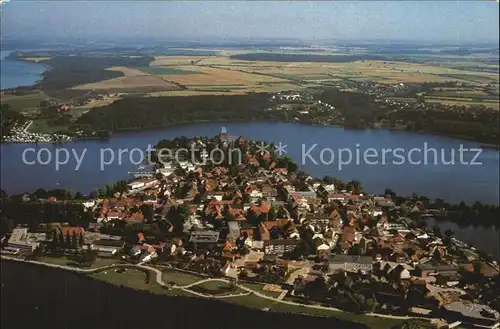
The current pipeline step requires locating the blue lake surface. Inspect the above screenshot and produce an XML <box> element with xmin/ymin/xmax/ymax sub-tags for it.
<box><xmin>1</xmin><ymin>122</ymin><xmax>498</xmax><ymax>205</ymax></box>
<box><xmin>1</xmin><ymin>50</ymin><xmax>47</xmax><ymax>90</ymax></box>
<box><xmin>1</xmin><ymin>56</ymin><xmax>498</xmax><ymax>259</ymax></box>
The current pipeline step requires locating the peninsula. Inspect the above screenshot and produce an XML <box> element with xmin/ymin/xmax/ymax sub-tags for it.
<box><xmin>2</xmin><ymin>131</ymin><xmax>499</xmax><ymax>329</ymax></box>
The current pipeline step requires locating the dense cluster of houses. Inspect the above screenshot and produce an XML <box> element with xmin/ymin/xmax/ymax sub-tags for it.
<box><xmin>2</xmin><ymin>130</ymin><xmax>499</xmax><ymax>328</ymax></box>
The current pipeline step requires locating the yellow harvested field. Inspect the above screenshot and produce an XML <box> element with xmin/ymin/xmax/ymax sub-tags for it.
<box><xmin>206</xmin><ymin>59</ymin><xmax>498</xmax><ymax>85</ymax></box>
<box><xmin>148</xmin><ymin>90</ymin><xmax>246</xmax><ymax>97</ymax></box>
<box><xmin>22</xmin><ymin>57</ymin><xmax>51</xmax><ymax>62</ymax></box>
<box><xmin>426</xmin><ymin>98</ymin><xmax>499</xmax><ymax>110</ymax></box>
<box><xmin>151</xmin><ymin>56</ymin><xmax>207</xmax><ymax>66</ymax></box>
<box><xmin>147</xmin><ymin>83</ymin><xmax>300</xmax><ymax>97</ymax></box>
<box><xmin>80</xmin><ymin>97</ymin><xmax>121</xmax><ymax>108</ymax></box>
<box><xmin>72</xmin><ymin>75</ymin><xmax>178</xmax><ymax>91</ymax></box>
<box><xmin>69</xmin><ymin>54</ymin><xmax>499</xmax><ymax>98</ymax></box>
<box><xmin>159</xmin><ymin>65</ymin><xmax>289</xmax><ymax>86</ymax></box>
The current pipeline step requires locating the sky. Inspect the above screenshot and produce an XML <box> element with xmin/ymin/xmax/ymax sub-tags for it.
<box><xmin>1</xmin><ymin>1</ymin><xmax>499</xmax><ymax>43</ymax></box>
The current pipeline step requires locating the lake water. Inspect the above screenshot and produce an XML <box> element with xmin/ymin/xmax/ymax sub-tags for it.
<box><xmin>0</xmin><ymin>50</ymin><xmax>47</xmax><ymax>90</ymax></box>
<box><xmin>1</xmin><ymin>62</ymin><xmax>498</xmax><ymax>259</ymax></box>
<box><xmin>1</xmin><ymin>122</ymin><xmax>498</xmax><ymax>205</ymax></box>
<box><xmin>425</xmin><ymin>217</ymin><xmax>500</xmax><ymax>260</ymax></box>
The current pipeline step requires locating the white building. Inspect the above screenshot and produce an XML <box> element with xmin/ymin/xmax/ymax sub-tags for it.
<box><xmin>7</xmin><ymin>228</ymin><xmax>39</xmax><ymax>252</ymax></box>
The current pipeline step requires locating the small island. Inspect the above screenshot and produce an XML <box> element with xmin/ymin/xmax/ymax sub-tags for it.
<box><xmin>1</xmin><ymin>131</ymin><xmax>499</xmax><ymax>329</ymax></box>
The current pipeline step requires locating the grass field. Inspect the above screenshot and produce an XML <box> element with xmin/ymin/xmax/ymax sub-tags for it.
<box><xmin>189</xmin><ymin>280</ymin><xmax>245</xmax><ymax>295</ymax></box>
<box><xmin>72</xmin><ymin>75</ymin><xmax>180</xmax><ymax>91</ymax></box>
<box><xmin>162</xmin><ymin>268</ymin><xmax>206</xmax><ymax>286</ymax></box>
<box><xmin>228</xmin><ymin>293</ymin><xmax>402</xmax><ymax>329</ymax></box>
<box><xmin>425</xmin><ymin>97</ymin><xmax>499</xmax><ymax>110</ymax></box>
<box><xmin>78</xmin><ymin>97</ymin><xmax>121</xmax><ymax>109</ymax></box>
<box><xmin>240</xmin><ymin>282</ymin><xmax>282</xmax><ymax>298</ymax></box>
<box><xmin>157</xmin><ymin>64</ymin><xmax>289</xmax><ymax>86</ymax></box>
<box><xmin>89</xmin><ymin>266</ymin><xmax>402</xmax><ymax>329</ymax></box>
<box><xmin>56</xmin><ymin>50</ymin><xmax>500</xmax><ymax>111</ymax></box>
<box><xmin>72</xmin><ymin>66</ymin><xmax>181</xmax><ymax>91</ymax></box>
<box><xmin>39</xmin><ymin>255</ymin><xmax>119</xmax><ymax>269</ymax></box>
<box><xmin>1</xmin><ymin>91</ymin><xmax>48</xmax><ymax>111</ymax></box>
<box><xmin>90</xmin><ymin>268</ymin><xmax>169</xmax><ymax>293</ymax></box>
<box><xmin>423</xmin><ymin>86</ymin><xmax>499</xmax><ymax>110</ymax></box>
<box><xmin>270</xmin><ymin>302</ymin><xmax>403</xmax><ymax>329</ymax></box>
<box><xmin>28</xmin><ymin>119</ymin><xmax>68</xmax><ymax>134</ymax></box>
<box><xmin>138</xmin><ymin>66</ymin><xmax>200</xmax><ymax>75</ymax></box>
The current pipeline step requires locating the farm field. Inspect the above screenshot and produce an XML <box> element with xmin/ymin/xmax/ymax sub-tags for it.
<box><xmin>20</xmin><ymin>56</ymin><xmax>52</xmax><ymax>62</ymax></box>
<box><xmin>423</xmin><ymin>86</ymin><xmax>499</xmax><ymax>110</ymax></box>
<box><xmin>7</xmin><ymin>48</ymin><xmax>497</xmax><ymax>113</ymax></box>
<box><xmin>1</xmin><ymin>91</ymin><xmax>49</xmax><ymax>111</ymax></box>
<box><xmin>72</xmin><ymin>66</ymin><xmax>180</xmax><ymax>92</ymax></box>
<box><xmin>78</xmin><ymin>96</ymin><xmax>122</xmax><ymax>109</ymax></box>
<box><xmin>157</xmin><ymin>64</ymin><xmax>290</xmax><ymax>86</ymax></box>
<box><xmin>425</xmin><ymin>97</ymin><xmax>499</xmax><ymax>110</ymax></box>
<box><xmin>210</xmin><ymin>60</ymin><xmax>499</xmax><ymax>85</ymax></box>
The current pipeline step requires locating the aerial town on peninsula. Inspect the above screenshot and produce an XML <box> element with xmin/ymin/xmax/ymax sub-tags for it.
<box><xmin>1</xmin><ymin>129</ymin><xmax>499</xmax><ymax>329</ymax></box>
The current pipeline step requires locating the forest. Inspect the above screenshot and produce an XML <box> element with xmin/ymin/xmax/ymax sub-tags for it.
<box><xmin>316</xmin><ymin>89</ymin><xmax>500</xmax><ymax>144</ymax></box>
<box><xmin>0</xmin><ymin>103</ymin><xmax>27</xmax><ymax>137</ymax></box>
<box><xmin>32</xmin><ymin>55</ymin><xmax>153</xmax><ymax>91</ymax></box>
<box><xmin>76</xmin><ymin>93</ymin><xmax>280</xmax><ymax>131</ymax></box>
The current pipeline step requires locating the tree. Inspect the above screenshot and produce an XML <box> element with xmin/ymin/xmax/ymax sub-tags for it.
<box><xmin>39</xmin><ymin>100</ymin><xmax>50</xmax><ymax>108</ymax></box>
<box><xmin>432</xmin><ymin>225</ymin><xmax>442</xmax><ymax>238</ymax></box>
<box><xmin>71</xmin><ymin>232</ymin><xmax>78</xmax><ymax>249</ymax></box>
<box><xmin>472</xmin><ymin>261</ymin><xmax>483</xmax><ymax>277</ymax></box>
<box><xmin>347</xmin><ymin>180</ymin><xmax>363</xmax><ymax>194</ymax></box>
<box><xmin>292</xmin><ymin>240</ymin><xmax>310</xmax><ymax>259</ymax></box>
<box><xmin>78</xmin><ymin>232</ymin><xmax>84</xmax><ymax>247</ymax></box>
<box><xmin>322</xmin><ymin>176</ymin><xmax>335</xmax><ymax>184</ymax></box>
<box><xmin>140</xmin><ymin>204</ymin><xmax>154</xmax><ymax>223</ymax></box>
<box><xmin>0</xmin><ymin>217</ymin><xmax>14</xmax><ymax>235</ymax></box>
<box><xmin>384</xmin><ymin>188</ymin><xmax>396</xmax><ymax>199</ymax></box>
<box><xmin>65</xmin><ymin>232</ymin><xmax>71</xmax><ymax>248</ymax></box>
<box><xmin>58</xmin><ymin>231</ymin><xmax>64</xmax><ymax>247</ymax></box>
<box><xmin>33</xmin><ymin>188</ymin><xmax>49</xmax><ymax>199</ymax></box>
<box><xmin>74</xmin><ymin>192</ymin><xmax>85</xmax><ymax>200</ymax></box>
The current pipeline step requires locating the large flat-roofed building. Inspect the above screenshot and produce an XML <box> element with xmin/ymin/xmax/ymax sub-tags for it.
<box><xmin>227</xmin><ymin>221</ymin><xmax>240</xmax><ymax>243</ymax></box>
<box><xmin>7</xmin><ymin>228</ymin><xmax>39</xmax><ymax>252</ymax></box>
<box><xmin>415</xmin><ymin>260</ymin><xmax>458</xmax><ymax>277</ymax></box>
<box><xmin>189</xmin><ymin>230</ymin><xmax>220</xmax><ymax>244</ymax></box>
<box><xmin>89</xmin><ymin>239</ymin><xmax>125</xmax><ymax>255</ymax></box>
<box><xmin>444</xmin><ymin>301</ymin><xmax>500</xmax><ymax>329</ymax></box>
<box><xmin>264</xmin><ymin>239</ymin><xmax>301</xmax><ymax>256</ymax></box>
<box><xmin>329</xmin><ymin>255</ymin><xmax>373</xmax><ymax>273</ymax></box>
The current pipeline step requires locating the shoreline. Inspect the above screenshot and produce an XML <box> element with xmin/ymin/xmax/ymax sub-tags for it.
<box><xmin>0</xmin><ymin>256</ymin><xmax>411</xmax><ymax>328</ymax></box>
<box><xmin>0</xmin><ymin>50</ymin><xmax>49</xmax><ymax>92</ymax></box>
<box><xmin>2</xmin><ymin>118</ymin><xmax>499</xmax><ymax>148</ymax></box>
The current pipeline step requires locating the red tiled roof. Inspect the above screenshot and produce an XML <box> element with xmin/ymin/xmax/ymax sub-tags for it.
<box><xmin>250</xmin><ymin>204</ymin><xmax>260</xmax><ymax>213</ymax></box>
<box><xmin>126</xmin><ymin>212</ymin><xmax>144</xmax><ymax>222</ymax></box>
<box><xmin>62</xmin><ymin>226</ymin><xmax>85</xmax><ymax>236</ymax></box>
<box><xmin>223</xmin><ymin>240</ymin><xmax>232</xmax><ymax>251</ymax></box>
<box><xmin>260</xmin><ymin>202</ymin><xmax>270</xmax><ymax>214</ymax></box>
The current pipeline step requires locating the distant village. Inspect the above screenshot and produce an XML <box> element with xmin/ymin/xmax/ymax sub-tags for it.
<box><xmin>1</xmin><ymin>129</ymin><xmax>499</xmax><ymax>329</ymax></box>
<box><xmin>2</xmin><ymin>92</ymin><xmax>119</xmax><ymax>143</ymax></box>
